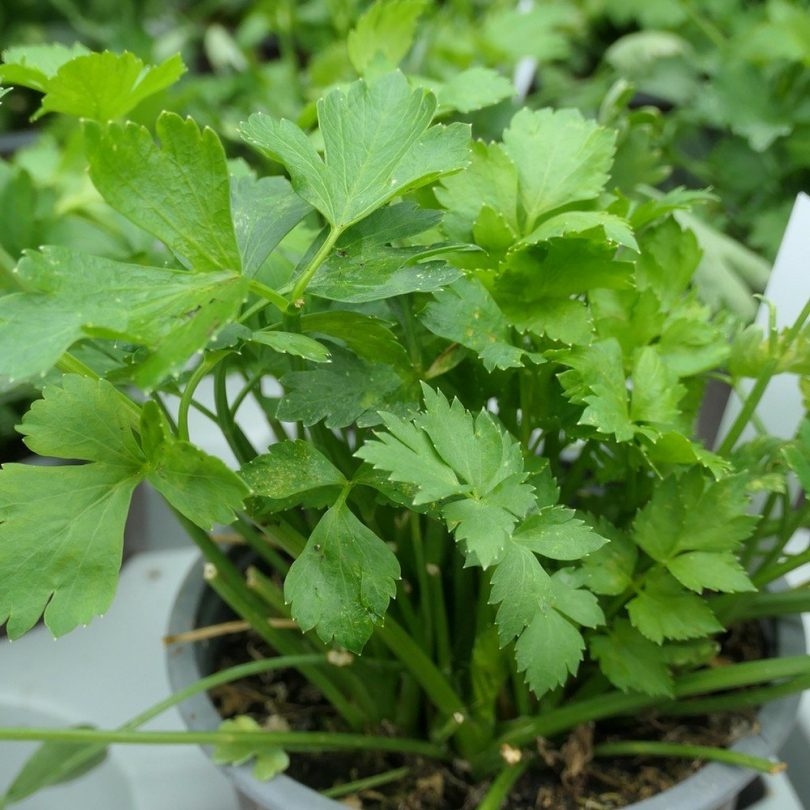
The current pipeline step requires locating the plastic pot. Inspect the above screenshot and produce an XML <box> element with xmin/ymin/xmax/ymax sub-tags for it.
<box><xmin>166</xmin><ymin>554</ymin><xmax>805</xmax><ymax>810</ymax></box>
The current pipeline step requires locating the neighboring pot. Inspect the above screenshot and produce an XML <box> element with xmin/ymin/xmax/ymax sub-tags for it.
<box><xmin>166</xmin><ymin>555</ymin><xmax>806</xmax><ymax>810</ymax></box>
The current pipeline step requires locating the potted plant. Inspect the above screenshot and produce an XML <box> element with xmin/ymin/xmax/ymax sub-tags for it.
<box><xmin>0</xmin><ymin>38</ymin><xmax>809</xmax><ymax>810</ymax></box>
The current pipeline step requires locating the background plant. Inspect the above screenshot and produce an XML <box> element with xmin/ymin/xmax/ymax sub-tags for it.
<box><xmin>0</xmin><ymin>20</ymin><xmax>808</xmax><ymax>810</ymax></box>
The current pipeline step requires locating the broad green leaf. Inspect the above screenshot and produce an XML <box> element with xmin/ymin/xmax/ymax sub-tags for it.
<box><xmin>146</xmin><ymin>440</ymin><xmax>248</xmax><ymax>529</ymax></box>
<box><xmin>277</xmin><ymin>348</ymin><xmax>409</xmax><ymax>429</ymax></box>
<box><xmin>358</xmin><ymin>385</ymin><xmax>534</xmax><ymax>567</ymax></box>
<box><xmin>301</xmin><ymin>310</ymin><xmax>411</xmax><ymax>370</ymax></box>
<box><xmin>515</xmin><ymin>608</ymin><xmax>585</xmax><ymax>694</ymax></box>
<box><xmin>502</xmin><ymin>108</ymin><xmax>615</xmax><ymax>231</ymax></box>
<box><xmin>284</xmin><ymin>501</ymin><xmax>400</xmax><ymax>652</ymax></box>
<box><xmin>590</xmin><ymin>619</ymin><xmax>674</xmax><ymax>697</ymax></box>
<box><xmin>627</xmin><ymin>569</ymin><xmax>723</xmax><ymax>643</ymax></box>
<box><xmin>0</xmin><ymin>728</ymin><xmax>107</xmax><ymax>807</ymax></box>
<box><xmin>667</xmin><ymin>551</ymin><xmax>755</xmax><ymax>594</ymax></box>
<box><xmin>19</xmin><ymin>375</ymin><xmax>141</xmax><ymax>465</ymax></box>
<box><xmin>575</xmin><ymin>526</ymin><xmax>637</xmax><ymax>595</ymax></box>
<box><xmin>522</xmin><ymin>210</ymin><xmax>638</xmax><ymax>251</ymax></box>
<box><xmin>241</xmin><ymin>72</ymin><xmax>470</xmax><ymax>230</ymax></box>
<box><xmin>355</xmin><ymin>414</ymin><xmax>465</xmax><ymax>505</ymax></box>
<box><xmin>635</xmin><ymin>219</ymin><xmax>701</xmax><ymax>308</ymax></box>
<box><xmin>88</xmin><ymin>113</ymin><xmax>241</xmax><ymax>273</ymax></box>
<box><xmin>436</xmin><ymin>140</ymin><xmax>520</xmax><ymax>241</ymax></box>
<box><xmin>307</xmin><ymin>204</ymin><xmax>463</xmax><ymax>302</ymax></box>
<box><xmin>213</xmin><ymin>716</ymin><xmax>289</xmax><ymax>782</ymax></box>
<box><xmin>489</xmin><ymin>542</ymin><xmax>553</xmax><ymax>643</ymax></box>
<box><xmin>0</xmin><ymin>247</ymin><xmax>246</xmax><ymax>384</ymax></box>
<box><xmin>490</xmin><ymin>241</ymin><xmax>633</xmax><ymax>344</ymax></box>
<box><xmin>436</xmin><ymin>67</ymin><xmax>514</xmax><ymax>114</ymax></box>
<box><xmin>513</xmin><ymin>507</ymin><xmax>608</xmax><ymax>560</ymax></box>
<box><xmin>557</xmin><ymin>340</ymin><xmax>683</xmax><ymax>441</ymax></box>
<box><xmin>39</xmin><ymin>51</ymin><xmax>185</xmax><ymax>120</ymax></box>
<box><xmin>557</xmin><ymin>339</ymin><xmax>635</xmax><ymax>441</ymax></box>
<box><xmin>251</xmin><ymin>330</ymin><xmax>331</xmax><ymax>363</ymax></box>
<box><xmin>0</xmin><ymin>463</ymin><xmax>139</xmax><ymax>638</ymax></box>
<box><xmin>421</xmin><ymin>277</ymin><xmax>535</xmax><ymax>372</ymax></box>
<box><xmin>231</xmin><ymin>176</ymin><xmax>312</xmax><ymax>277</ymax></box>
<box><xmin>0</xmin><ymin>43</ymin><xmax>89</xmax><ymax>92</ymax></box>
<box><xmin>550</xmin><ymin>571</ymin><xmax>605</xmax><ymax>628</ymax></box>
<box><xmin>633</xmin><ymin>470</ymin><xmax>756</xmax><ymax>562</ymax></box>
<box><xmin>347</xmin><ymin>0</ymin><xmax>426</xmax><ymax>75</ymax></box>
<box><xmin>241</xmin><ymin>440</ymin><xmax>345</xmax><ymax>503</ymax></box>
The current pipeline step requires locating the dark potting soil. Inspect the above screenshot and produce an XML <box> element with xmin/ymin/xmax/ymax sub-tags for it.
<box><xmin>208</xmin><ymin>621</ymin><xmax>767</xmax><ymax>809</ymax></box>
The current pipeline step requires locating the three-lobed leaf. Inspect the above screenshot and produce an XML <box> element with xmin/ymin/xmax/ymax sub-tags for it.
<box><xmin>284</xmin><ymin>500</ymin><xmax>400</xmax><ymax>652</ymax></box>
<box><xmin>241</xmin><ymin>71</ymin><xmax>470</xmax><ymax>231</ymax></box>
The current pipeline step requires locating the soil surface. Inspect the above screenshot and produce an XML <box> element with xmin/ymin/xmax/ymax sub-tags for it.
<box><xmin>208</xmin><ymin>621</ymin><xmax>767</xmax><ymax>809</ymax></box>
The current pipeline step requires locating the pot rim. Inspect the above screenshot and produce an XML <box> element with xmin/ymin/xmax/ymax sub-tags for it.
<box><xmin>166</xmin><ymin>554</ymin><xmax>806</xmax><ymax>810</ymax></box>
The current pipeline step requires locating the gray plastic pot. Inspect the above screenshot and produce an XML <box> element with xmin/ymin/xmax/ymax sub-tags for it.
<box><xmin>166</xmin><ymin>555</ymin><xmax>805</xmax><ymax>810</ymax></box>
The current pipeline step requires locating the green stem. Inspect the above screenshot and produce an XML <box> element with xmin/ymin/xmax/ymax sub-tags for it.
<box><xmin>56</xmin><ymin>353</ymin><xmax>101</xmax><ymax>381</ymax></box>
<box><xmin>177</xmin><ymin>355</ymin><xmax>223</xmax><ymax>441</ymax></box>
<box><xmin>213</xmin><ymin>361</ymin><xmax>257</xmax><ymax>464</ymax></box>
<box><xmin>753</xmin><ymin>545</ymin><xmax>810</xmax><ymax>587</ymax></box>
<box><xmin>321</xmin><ymin>766</ymin><xmax>410</xmax><ymax>799</ymax></box>
<box><xmin>247</xmin><ymin>279</ymin><xmax>289</xmax><ymax>313</ymax></box>
<box><xmin>289</xmin><ymin>226</ymin><xmax>342</xmax><ymax>303</ymax></box>
<box><xmin>478</xmin><ymin>760</ymin><xmax>530</xmax><ymax>810</ymax></box>
<box><xmin>659</xmin><ymin>673</ymin><xmax>810</xmax><ymax>717</ymax></box>
<box><xmin>719</xmin><ymin>588</ymin><xmax>810</xmax><ymax>622</ymax></box>
<box><xmin>410</xmin><ymin>514</ymin><xmax>433</xmax><ymax>652</ymax></box>
<box><xmin>490</xmin><ymin>655</ymin><xmax>810</xmax><ymax>757</ymax></box>
<box><xmin>0</xmin><ymin>727</ymin><xmax>445</xmax><ymax>758</ymax></box>
<box><xmin>593</xmin><ymin>741</ymin><xmax>782</xmax><ymax>775</ymax></box>
<box><xmin>718</xmin><ymin>298</ymin><xmax>810</xmax><ymax>455</ymax></box>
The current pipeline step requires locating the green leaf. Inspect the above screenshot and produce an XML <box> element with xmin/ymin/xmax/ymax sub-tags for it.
<box><xmin>421</xmin><ymin>276</ymin><xmax>536</xmax><ymax>372</ymax></box>
<box><xmin>284</xmin><ymin>500</ymin><xmax>400</xmax><ymax>652</ymax></box>
<box><xmin>501</xmin><ymin>108</ymin><xmax>615</xmax><ymax>231</ymax></box>
<box><xmin>38</xmin><ymin>51</ymin><xmax>185</xmax><ymax>120</ymax></box>
<box><xmin>347</xmin><ymin>0</ymin><xmax>426</xmax><ymax>75</ymax></box>
<box><xmin>515</xmin><ymin>608</ymin><xmax>585</xmax><ymax>694</ymax></box>
<box><xmin>633</xmin><ymin>470</ymin><xmax>756</xmax><ymax>562</ymax></box>
<box><xmin>277</xmin><ymin>348</ymin><xmax>409</xmax><ymax>429</ymax></box>
<box><xmin>436</xmin><ymin>140</ymin><xmax>520</xmax><ymax>241</ymax></box>
<box><xmin>590</xmin><ymin>619</ymin><xmax>674</xmax><ymax>697</ymax></box>
<box><xmin>513</xmin><ymin>507</ymin><xmax>608</xmax><ymax>560</ymax></box>
<box><xmin>251</xmin><ymin>330</ymin><xmax>331</xmax><ymax>363</ymax></box>
<box><xmin>241</xmin><ymin>440</ymin><xmax>345</xmax><ymax>504</ymax></box>
<box><xmin>241</xmin><ymin>72</ymin><xmax>470</xmax><ymax>230</ymax></box>
<box><xmin>357</xmin><ymin>384</ymin><xmax>534</xmax><ymax>566</ymax></box>
<box><xmin>301</xmin><ymin>310</ymin><xmax>411</xmax><ymax>370</ymax></box>
<box><xmin>88</xmin><ymin>113</ymin><xmax>241</xmax><ymax>273</ymax></box>
<box><xmin>522</xmin><ymin>210</ymin><xmax>638</xmax><ymax>251</ymax></box>
<box><xmin>231</xmin><ymin>176</ymin><xmax>312</xmax><ymax>277</ymax></box>
<box><xmin>627</xmin><ymin>569</ymin><xmax>723</xmax><ymax>643</ymax></box>
<box><xmin>213</xmin><ymin>716</ymin><xmax>289</xmax><ymax>782</ymax></box>
<box><xmin>550</xmin><ymin>571</ymin><xmax>605</xmax><ymax>628</ymax></box>
<box><xmin>0</xmin><ymin>728</ymin><xmax>107</xmax><ymax>806</ymax></box>
<box><xmin>146</xmin><ymin>441</ymin><xmax>248</xmax><ymax>529</ymax></box>
<box><xmin>667</xmin><ymin>551</ymin><xmax>755</xmax><ymax>594</ymax></box>
<box><xmin>0</xmin><ymin>463</ymin><xmax>139</xmax><ymax>638</ymax></box>
<box><xmin>489</xmin><ymin>542</ymin><xmax>553</xmax><ymax>643</ymax></box>
<box><xmin>0</xmin><ymin>43</ymin><xmax>89</xmax><ymax>92</ymax></box>
<box><xmin>307</xmin><ymin>204</ymin><xmax>463</xmax><ymax>303</ymax></box>
<box><xmin>0</xmin><ymin>247</ymin><xmax>246</xmax><ymax>384</ymax></box>
<box><xmin>19</xmin><ymin>375</ymin><xmax>141</xmax><ymax>465</ymax></box>
<box><xmin>783</xmin><ymin>419</ymin><xmax>810</xmax><ymax>492</ymax></box>
<box><xmin>575</xmin><ymin>525</ymin><xmax>638</xmax><ymax>596</ymax></box>
<box><xmin>436</xmin><ymin>67</ymin><xmax>514</xmax><ymax>114</ymax></box>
